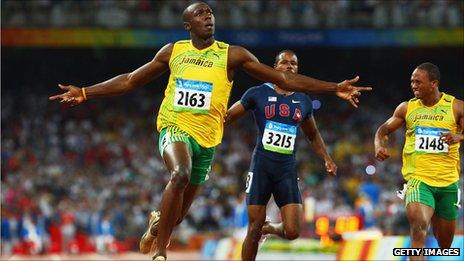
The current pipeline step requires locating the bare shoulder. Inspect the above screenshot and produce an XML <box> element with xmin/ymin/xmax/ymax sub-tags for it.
<box><xmin>153</xmin><ymin>43</ymin><xmax>174</xmax><ymax>63</ymax></box>
<box><xmin>229</xmin><ymin>45</ymin><xmax>258</xmax><ymax>63</ymax></box>
<box><xmin>393</xmin><ymin>101</ymin><xmax>408</xmax><ymax>117</ymax></box>
<box><xmin>453</xmin><ymin>97</ymin><xmax>463</xmax><ymax>107</ymax></box>
<box><xmin>398</xmin><ymin>101</ymin><xmax>408</xmax><ymax>109</ymax></box>
<box><xmin>228</xmin><ymin>45</ymin><xmax>247</xmax><ymax>56</ymax></box>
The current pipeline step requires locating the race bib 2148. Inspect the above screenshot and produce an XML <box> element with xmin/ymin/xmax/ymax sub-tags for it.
<box><xmin>414</xmin><ymin>126</ymin><xmax>449</xmax><ymax>153</ymax></box>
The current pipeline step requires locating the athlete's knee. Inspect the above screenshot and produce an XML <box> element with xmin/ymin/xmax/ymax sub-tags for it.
<box><xmin>410</xmin><ymin>221</ymin><xmax>428</xmax><ymax>240</ymax></box>
<box><xmin>284</xmin><ymin>227</ymin><xmax>300</xmax><ymax>240</ymax></box>
<box><xmin>170</xmin><ymin>166</ymin><xmax>190</xmax><ymax>188</ymax></box>
<box><xmin>407</xmin><ymin>211</ymin><xmax>429</xmax><ymax>239</ymax></box>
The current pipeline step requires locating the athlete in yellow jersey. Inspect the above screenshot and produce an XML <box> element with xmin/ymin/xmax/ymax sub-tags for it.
<box><xmin>375</xmin><ymin>62</ymin><xmax>463</xmax><ymax>260</ymax></box>
<box><xmin>49</xmin><ymin>2</ymin><xmax>372</xmax><ymax>260</ymax></box>
<box><xmin>157</xmin><ymin>39</ymin><xmax>232</xmax><ymax>148</ymax></box>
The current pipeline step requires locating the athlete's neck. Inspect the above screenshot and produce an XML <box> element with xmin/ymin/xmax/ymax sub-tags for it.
<box><xmin>273</xmin><ymin>84</ymin><xmax>293</xmax><ymax>96</ymax></box>
<box><xmin>190</xmin><ymin>35</ymin><xmax>215</xmax><ymax>50</ymax></box>
<box><xmin>421</xmin><ymin>91</ymin><xmax>442</xmax><ymax>107</ymax></box>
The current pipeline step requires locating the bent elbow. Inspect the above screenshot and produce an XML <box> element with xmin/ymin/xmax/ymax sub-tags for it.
<box><xmin>124</xmin><ymin>74</ymin><xmax>139</xmax><ymax>93</ymax></box>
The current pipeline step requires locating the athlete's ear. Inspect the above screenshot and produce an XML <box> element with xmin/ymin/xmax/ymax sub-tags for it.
<box><xmin>184</xmin><ymin>22</ymin><xmax>191</xmax><ymax>31</ymax></box>
<box><xmin>431</xmin><ymin>79</ymin><xmax>439</xmax><ymax>88</ymax></box>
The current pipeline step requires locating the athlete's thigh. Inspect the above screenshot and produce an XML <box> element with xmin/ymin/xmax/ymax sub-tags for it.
<box><xmin>434</xmin><ymin>182</ymin><xmax>460</xmax><ymax>220</ymax></box>
<box><xmin>246</xmin><ymin>155</ymin><xmax>272</xmax><ymax>206</ymax></box>
<box><xmin>163</xmin><ymin>142</ymin><xmax>192</xmax><ymax>173</ymax></box>
<box><xmin>158</xmin><ymin>126</ymin><xmax>193</xmax><ymax>173</ymax></box>
<box><xmin>272</xmin><ymin>163</ymin><xmax>301</xmax><ymax>208</ymax></box>
<box><xmin>280</xmin><ymin>203</ymin><xmax>302</xmax><ymax>231</ymax></box>
<box><xmin>405</xmin><ymin>183</ymin><xmax>435</xmax><ymax>227</ymax></box>
<box><xmin>406</xmin><ymin>202</ymin><xmax>434</xmax><ymax>226</ymax></box>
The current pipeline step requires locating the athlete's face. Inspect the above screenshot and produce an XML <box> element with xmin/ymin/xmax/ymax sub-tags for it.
<box><xmin>275</xmin><ymin>52</ymin><xmax>298</xmax><ymax>74</ymax></box>
<box><xmin>184</xmin><ymin>3</ymin><xmax>215</xmax><ymax>39</ymax></box>
<box><xmin>410</xmin><ymin>68</ymin><xmax>437</xmax><ymax>99</ymax></box>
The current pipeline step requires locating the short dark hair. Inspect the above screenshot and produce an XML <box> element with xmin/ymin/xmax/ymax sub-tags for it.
<box><xmin>416</xmin><ymin>62</ymin><xmax>440</xmax><ymax>82</ymax></box>
<box><xmin>183</xmin><ymin>1</ymin><xmax>210</xmax><ymax>22</ymax></box>
<box><xmin>274</xmin><ymin>49</ymin><xmax>297</xmax><ymax>64</ymax></box>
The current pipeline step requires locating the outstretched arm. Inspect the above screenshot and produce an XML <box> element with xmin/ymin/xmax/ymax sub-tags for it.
<box><xmin>301</xmin><ymin>116</ymin><xmax>337</xmax><ymax>176</ymax></box>
<box><xmin>224</xmin><ymin>101</ymin><xmax>247</xmax><ymax>126</ymax></box>
<box><xmin>440</xmin><ymin>98</ymin><xmax>464</xmax><ymax>144</ymax></box>
<box><xmin>228</xmin><ymin>46</ymin><xmax>372</xmax><ymax>108</ymax></box>
<box><xmin>374</xmin><ymin>102</ymin><xmax>407</xmax><ymax>161</ymax></box>
<box><xmin>49</xmin><ymin>43</ymin><xmax>173</xmax><ymax>106</ymax></box>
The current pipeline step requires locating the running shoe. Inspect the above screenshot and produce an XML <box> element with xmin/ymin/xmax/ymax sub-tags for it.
<box><xmin>139</xmin><ymin>210</ymin><xmax>161</xmax><ymax>254</ymax></box>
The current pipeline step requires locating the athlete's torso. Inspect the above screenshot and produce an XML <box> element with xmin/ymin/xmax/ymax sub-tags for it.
<box><xmin>241</xmin><ymin>83</ymin><xmax>313</xmax><ymax>161</ymax></box>
<box><xmin>402</xmin><ymin>93</ymin><xmax>461</xmax><ymax>186</ymax></box>
<box><xmin>157</xmin><ymin>40</ymin><xmax>233</xmax><ymax>148</ymax></box>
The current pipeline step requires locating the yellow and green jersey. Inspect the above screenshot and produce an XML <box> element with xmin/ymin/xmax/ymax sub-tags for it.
<box><xmin>402</xmin><ymin>93</ymin><xmax>461</xmax><ymax>186</ymax></box>
<box><xmin>156</xmin><ymin>40</ymin><xmax>233</xmax><ymax>148</ymax></box>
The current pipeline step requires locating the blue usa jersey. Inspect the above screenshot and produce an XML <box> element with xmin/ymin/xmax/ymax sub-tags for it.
<box><xmin>241</xmin><ymin>83</ymin><xmax>313</xmax><ymax>161</ymax></box>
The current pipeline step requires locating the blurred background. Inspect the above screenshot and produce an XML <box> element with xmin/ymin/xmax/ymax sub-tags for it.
<box><xmin>1</xmin><ymin>0</ymin><xmax>463</xmax><ymax>260</ymax></box>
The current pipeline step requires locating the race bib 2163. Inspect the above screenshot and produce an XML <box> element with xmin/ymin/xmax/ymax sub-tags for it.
<box><xmin>173</xmin><ymin>78</ymin><xmax>212</xmax><ymax>114</ymax></box>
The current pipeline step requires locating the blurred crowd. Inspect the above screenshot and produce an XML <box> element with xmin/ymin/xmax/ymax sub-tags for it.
<box><xmin>2</xmin><ymin>0</ymin><xmax>463</xmax><ymax>29</ymax></box>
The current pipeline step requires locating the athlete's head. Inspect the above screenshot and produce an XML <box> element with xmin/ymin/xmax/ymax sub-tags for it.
<box><xmin>274</xmin><ymin>50</ymin><xmax>298</xmax><ymax>74</ymax></box>
<box><xmin>410</xmin><ymin>62</ymin><xmax>440</xmax><ymax>99</ymax></box>
<box><xmin>182</xmin><ymin>2</ymin><xmax>215</xmax><ymax>39</ymax></box>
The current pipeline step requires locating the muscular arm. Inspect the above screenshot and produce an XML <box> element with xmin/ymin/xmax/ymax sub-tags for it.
<box><xmin>301</xmin><ymin>116</ymin><xmax>337</xmax><ymax>176</ymax></box>
<box><xmin>224</xmin><ymin>101</ymin><xmax>247</xmax><ymax>126</ymax></box>
<box><xmin>86</xmin><ymin>43</ymin><xmax>172</xmax><ymax>98</ymax></box>
<box><xmin>374</xmin><ymin>102</ymin><xmax>407</xmax><ymax>161</ymax></box>
<box><xmin>228</xmin><ymin>46</ymin><xmax>371</xmax><ymax>107</ymax></box>
<box><xmin>49</xmin><ymin>43</ymin><xmax>173</xmax><ymax>104</ymax></box>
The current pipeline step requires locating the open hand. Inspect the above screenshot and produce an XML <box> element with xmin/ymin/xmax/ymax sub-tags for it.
<box><xmin>336</xmin><ymin>76</ymin><xmax>372</xmax><ymax>108</ymax></box>
<box><xmin>49</xmin><ymin>84</ymin><xmax>86</xmax><ymax>106</ymax></box>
